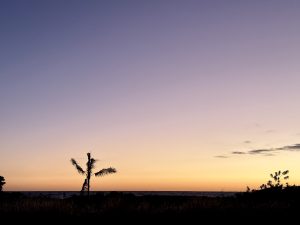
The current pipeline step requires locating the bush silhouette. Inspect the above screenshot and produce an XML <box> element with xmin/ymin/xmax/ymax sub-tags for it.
<box><xmin>245</xmin><ymin>170</ymin><xmax>292</xmax><ymax>194</ymax></box>
<box><xmin>0</xmin><ymin>176</ymin><xmax>5</xmax><ymax>191</ymax></box>
<box><xmin>260</xmin><ymin>170</ymin><xmax>289</xmax><ymax>190</ymax></box>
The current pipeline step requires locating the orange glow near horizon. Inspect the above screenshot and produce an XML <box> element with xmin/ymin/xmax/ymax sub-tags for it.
<box><xmin>3</xmin><ymin>144</ymin><xmax>300</xmax><ymax>191</ymax></box>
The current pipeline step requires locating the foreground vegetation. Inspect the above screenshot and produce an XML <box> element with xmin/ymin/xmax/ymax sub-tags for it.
<box><xmin>1</xmin><ymin>189</ymin><xmax>300</xmax><ymax>223</ymax></box>
<box><xmin>1</xmin><ymin>170</ymin><xmax>300</xmax><ymax>223</ymax></box>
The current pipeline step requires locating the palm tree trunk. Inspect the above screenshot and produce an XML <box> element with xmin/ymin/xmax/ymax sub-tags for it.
<box><xmin>87</xmin><ymin>176</ymin><xmax>90</xmax><ymax>196</ymax></box>
<box><xmin>87</xmin><ymin>153</ymin><xmax>91</xmax><ymax>196</ymax></box>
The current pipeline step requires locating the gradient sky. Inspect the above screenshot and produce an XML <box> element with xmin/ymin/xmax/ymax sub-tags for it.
<box><xmin>1</xmin><ymin>0</ymin><xmax>300</xmax><ymax>191</ymax></box>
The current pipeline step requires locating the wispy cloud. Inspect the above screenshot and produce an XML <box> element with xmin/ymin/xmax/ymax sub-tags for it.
<box><xmin>233</xmin><ymin>144</ymin><xmax>300</xmax><ymax>156</ymax></box>
<box><xmin>285</xmin><ymin>144</ymin><xmax>300</xmax><ymax>150</ymax></box>
<box><xmin>232</xmin><ymin>151</ymin><xmax>246</xmax><ymax>155</ymax></box>
<box><xmin>264</xmin><ymin>153</ymin><xmax>275</xmax><ymax>157</ymax></box>
<box><xmin>265</xmin><ymin>130</ymin><xmax>276</xmax><ymax>133</ymax></box>
<box><xmin>216</xmin><ymin>143</ymin><xmax>300</xmax><ymax>158</ymax></box>
<box><xmin>214</xmin><ymin>155</ymin><xmax>228</xmax><ymax>158</ymax></box>
<box><xmin>248</xmin><ymin>149</ymin><xmax>273</xmax><ymax>155</ymax></box>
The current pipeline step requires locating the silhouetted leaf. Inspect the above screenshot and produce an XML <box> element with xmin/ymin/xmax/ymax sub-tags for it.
<box><xmin>95</xmin><ymin>167</ymin><xmax>117</xmax><ymax>177</ymax></box>
<box><xmin>90</xmin><ymin>158</ymin><xmax>97</xmax><ymax>170</ymax></box>
<box><xmin>283</xmin><ymin>170</ymin><xmax>289</xmax><ymax>175</ymax></box>
<box><xmin>71</xmin><ymin>159</ymin><xmax>85</xmax><ymax>175</ymax></box>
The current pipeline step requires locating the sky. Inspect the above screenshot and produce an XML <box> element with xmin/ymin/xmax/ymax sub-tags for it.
<box><xmin>1</xmin><ymin>0</ymin><xmax>300</xmax><ymax>191</ymax></box>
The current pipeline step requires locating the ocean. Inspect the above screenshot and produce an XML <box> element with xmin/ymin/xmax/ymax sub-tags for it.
<box><xmin>16</xmin><ymin>191</ymin><xmax>238</xmax><ymax>199</ymax></box>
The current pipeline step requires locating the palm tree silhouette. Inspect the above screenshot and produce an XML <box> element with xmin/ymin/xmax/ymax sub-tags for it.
<box><xmin>71</xmin><ymin>153</ymin><xmax>117</xmax><ymax>196</ymax></box>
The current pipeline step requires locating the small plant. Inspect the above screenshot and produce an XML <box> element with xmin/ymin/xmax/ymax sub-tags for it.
<box><xmin>71</xmin><ymin>152</ymin><xmax>117</xmax><ymax>196</ymax></box>
<box><xmin>259</xmin><ymin>170</ymin><xmax>289</xmax><ymax>190</ymax></box>
<box><xmin>246</xmin><ymin>186</ymin><xmax>251</xmax><ymax>192</ymax></box>
<box><xmin>246</xmin><ymin>170</ymin><xmax>291</xmax><ymax>193</ymax></box>
<box><xmin>0</xmin><ymin>176</ymin><xmax>5</xmax><ymax>191</ymax></box>
<box><xmin>261</xmin><ymin>170</ymin><xmax>289</xmax><ymax>189</ymax></box>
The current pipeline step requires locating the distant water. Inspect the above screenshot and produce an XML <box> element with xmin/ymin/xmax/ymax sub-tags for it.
<box><xmin>16</xmin><ymin>191</ymin><xmax>238</xmax><ymax>199</ymax></box>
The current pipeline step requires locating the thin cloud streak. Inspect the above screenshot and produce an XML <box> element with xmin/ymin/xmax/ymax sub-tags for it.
<box><xmin>214</xmin><ymin>155</ymin><xmax>228</xmax><ymax>158</ymax></box>
<box><xmin>217</xmin><ymin>143</ymin><xmax>300</xmax><ymax>158</ymax></box>
<box><xmin>234</xmin><ymin>143</ymin><xmax>300</xmax><ymax>156</ymax></box>
<box><xmin>232</xmin><ymin>151</ymin><xmax>246</xmax><ymax>155</ymax></box>
<box><xmin>248</xmin><ymin>149</ymin><xmax>273</xmax><ymax>154</ymax></box>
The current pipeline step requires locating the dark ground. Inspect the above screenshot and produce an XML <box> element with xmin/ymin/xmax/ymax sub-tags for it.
<box><xmin>1</xmin><ymin>188</ymin><xmax>300</xmax><ymax>224</ymax></box>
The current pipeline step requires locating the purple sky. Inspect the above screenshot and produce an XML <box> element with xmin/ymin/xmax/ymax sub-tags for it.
<box><xmin>1</xmin><ymin>1</ymin><xmax>300</xmax><ymax>190</ymax></box>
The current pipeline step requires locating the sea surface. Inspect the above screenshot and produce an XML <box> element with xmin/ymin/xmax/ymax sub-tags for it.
<box><xmin>16</xmin><ymin>191</ymin><xmax>238</xmax><ymax>199</ymax></box>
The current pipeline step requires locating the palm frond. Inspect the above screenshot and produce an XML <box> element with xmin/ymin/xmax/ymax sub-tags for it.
<box><xmin>71</xmin><ymin>158</ymin><xmax>85</xmax><ymax>175</ymax></box>
<box><xmin>90</xmin><ymin>158</ymin><xmax>97</xmax><ymax>169</ymax></box>
<box><xmin>95</xmin><ymin>167</ymin><xmax>117</xmax><ymax>177</ymax></box>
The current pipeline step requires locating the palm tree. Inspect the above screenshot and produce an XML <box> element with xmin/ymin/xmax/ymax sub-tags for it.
<box><xmin>71</xmin><ymin>153</ymin><xmax>116</xmax><ymax>196</ymax></box>
<box><xmin>0</xmin><ymin>176</ymin><xmax>5</xmax><ymax>192</ymax></box>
